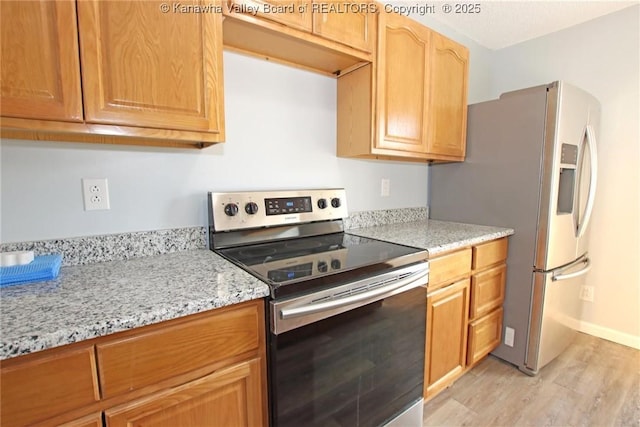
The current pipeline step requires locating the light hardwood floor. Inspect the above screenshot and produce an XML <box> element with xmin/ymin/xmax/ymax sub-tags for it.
<box><xmin>423</xmin><ymin>333</ymin><xmax>639</xmax><ymax>427</ymax></box>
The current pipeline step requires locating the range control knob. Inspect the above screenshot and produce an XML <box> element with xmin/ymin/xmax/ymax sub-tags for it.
<box><xmin>317</xmin><ymin>261</ymin><xmax>328</xmax><ymax>273</ymax></box>
<box><xmin>331</xmin><ymin>197</ymin><xmax>341</xmax><ymax>208</ymax></box>
<box><xmin>245</xmin><ymin>202</ymin><xmax>259</xmax><ymax>215</ymax></box>
<box><xmin>224</xmin><ymin>203</ymin><xmax>239</xmax><ymax>217</ymax></box>
<box><xmin>331</xmin><ymin>259</ymin><xmax>342</xmax><ymax>270</ymax></box>
<box><xmin>317</xmin><ymin>198</ymin><xmax>328</xmax><ymax>209</ymax></box>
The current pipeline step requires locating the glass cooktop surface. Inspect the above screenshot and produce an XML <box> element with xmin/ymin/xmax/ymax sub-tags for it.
<box><xmin>216</xmin><ymin>233</ymin><xmax>426</xmax><ymax>298</ymax></box>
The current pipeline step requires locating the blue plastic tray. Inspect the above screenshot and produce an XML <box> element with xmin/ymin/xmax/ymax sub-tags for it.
<box><xmin>0</xmin><ymin>254</ymin><xmax>63</xmax><ymax>287</ymax></box>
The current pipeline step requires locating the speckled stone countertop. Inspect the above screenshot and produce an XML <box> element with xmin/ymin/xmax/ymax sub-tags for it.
<box><xmin>1</xmin><ymin>217</ymin><xmax>512</xmax><ymax>361</ymax></box>
<box><xmin>0</xmin><ymin>250</ymin><xmax>269</xmax><ymax>360</ymax></box>
<box><xmin>348</xmin><ymin>219</ymin><xmax>514</xmax><ymax>256</ymax></box>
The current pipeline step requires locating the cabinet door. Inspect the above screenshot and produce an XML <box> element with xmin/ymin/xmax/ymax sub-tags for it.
<box><xmin>424</xmin><ymin>278</ymin><xmax>470</xmax><ymax>398</ymax></box>
<box><xmin>376</xmin><ymin>11</ymin><xmax>431</xmax><ymax>153</ymax></box>
<box><xmin>230</xmin><ymin>0</ymin><xmax>312</xmax><ymax>31</ymax></box>
<box><xmin>470</xmin><ymin>264</ymin><xmax>507</xmax><ymax>319</ymax></box>
<box><xmin>427</xmin><ymin>32</ymin><xmax>469</xmax><ymax>159</ymax></box>
<box><xmin>0</xmin><ymin>0</ymin><xmax>83</xmax><ymax>122</ymax></box>
<box><xmin>468</xmin><ymin>308</ymin><xmax>503</xmax><ymax>366</ymax></box>
<box><xmin>106</xmin><ymin>359</ymin><xmax>266</xmax><ymax>427</ymax></box>
<box><xmin>77</xmin><ymin>0</ymin><xmax>224</xmax><ymax>135</ymax></box>
<box><xmin>312</xmin><ymin>1</ymin><xmax>374</xmax><ymax>52</ymax></box>
<box><xmin>0</xmin><ymin>347</ymin><xmax>99</xmax><ymax>427</ymax></box>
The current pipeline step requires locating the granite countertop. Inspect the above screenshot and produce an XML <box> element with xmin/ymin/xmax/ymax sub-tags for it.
<box><xmin>0</xmin><ymin>219</ymin><xmax>513</xmax><ymax>361</ymax></box>
<box><xmin>348</xmin><ymin>219</ymin><xmax>514</xmax><ymax>256</ymax></box>
<box><xmin>0</xmin><ymin>250</ymin><xmax>269</xmax><ymax>360</ymax></box>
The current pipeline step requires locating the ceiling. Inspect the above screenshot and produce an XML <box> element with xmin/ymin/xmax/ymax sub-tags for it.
<box><xmin>428</xmin><ymin>0</ymin><xmax>638</xmax><ymax>50</ymax></box>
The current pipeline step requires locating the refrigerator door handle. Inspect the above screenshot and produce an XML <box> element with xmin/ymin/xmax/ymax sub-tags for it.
<box><xmin>552</xmin><ymin>257</ymin><xmax>591</xmax><ymax>282</ymax></box>
<box><xmin>576</xmin><ymin>125</ymin><xmax>598</xmax><ymax>238</ymax></box>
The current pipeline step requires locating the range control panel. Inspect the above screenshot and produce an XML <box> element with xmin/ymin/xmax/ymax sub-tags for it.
<box><xmin>209</xmin><ymin>189</ymin><xmax>348</xmax><ymax>232</ymax></box>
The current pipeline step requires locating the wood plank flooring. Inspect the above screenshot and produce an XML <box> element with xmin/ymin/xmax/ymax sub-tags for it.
<box><xmin>423</xmin><ymin>333</ymin><xmax>640</xmax><ymax>426</ymax></box>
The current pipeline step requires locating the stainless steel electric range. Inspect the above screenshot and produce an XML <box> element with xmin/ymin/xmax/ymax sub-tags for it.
<box><xmin>209</xmin><ymin>189</ymin><xmax>429</xmax><ymax>427</ymax></box>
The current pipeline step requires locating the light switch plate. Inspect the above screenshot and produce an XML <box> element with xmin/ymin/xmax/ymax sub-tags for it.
<box><xmin>381</xmin><ymin>178</ymin><xmax>390</xmax><ymax>197</ymax></box>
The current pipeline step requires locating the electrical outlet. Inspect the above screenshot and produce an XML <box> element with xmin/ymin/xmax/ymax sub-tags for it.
<box><xmin>381</xmin><ymin>178</ymin><xmax>390</xmax><ymax>197</ymax></box>
<box><xmin>82</xmin><ymin>178</ymin><xmax>110</xmax><ymax>211</ymax></box>
<box><xmin>579</xmin><ymin>285</ymin><xmax>594</xmax><ymax>302</ymax></box>
<box><xmin>504</xmin><ymin>327</ymin><xmax>515</xmax><ymax>347</ymax></box>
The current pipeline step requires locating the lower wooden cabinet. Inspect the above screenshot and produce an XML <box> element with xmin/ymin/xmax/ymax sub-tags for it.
<box><xmin>0</xmin><ymin>300</ymin><xmax>267</xmax><ymax>427</ymax></box>
<box><xmin>424</xmin><ymin>237</ymin><xmax>509</xmax><ymax>400</ymax></box>
<box><xmin>424</xmin><ymin>278</ymin><xmax>470</xmax><ymax>397</ymax></box>
<box><xmin>105</xmin><ymin>359</ymin><xmax>264</xmax><ymax>427</ymax></box>
<box><xmin>0</xmin><ymin>346</ymin><xmax>99</xmax><ymax>427</ymax></box>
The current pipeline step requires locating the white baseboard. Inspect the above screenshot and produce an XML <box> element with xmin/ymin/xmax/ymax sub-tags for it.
<box><xmin>578</xmin><ymin>321</ymin><xmax>640</xmax><ymax>350</ymax></box>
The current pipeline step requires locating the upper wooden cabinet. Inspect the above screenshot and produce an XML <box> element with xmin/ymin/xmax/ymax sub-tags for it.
<box><xmin>0</xmin><ymin>0</ymin><xmax>83</xmax><ymax>122</ymax></box>
<box><xmin>1</xmin><ymin>0</ymin><xmax>225</xmax><ymax>148</ymax></box>
<box><xmin>78</xmin><ymin>1</ymin><xmax>224</xmax><ymax>135</ymax></box>
<box><xmin>2</xmin><ymin>1</ymin><xmax>466</xmax><ymax>152</ymax></box>
<box><xmin>222</xmin><ymin>0</ymin><xmax>374</xmax><ymax>76</ymax></box>
<box><xmin>427</xmin><ymin>32</ymin><xmax>469</xmax><ymax>159</ymax></box>
<box><xmin>375</xmin><ymin>11</ymin><xmax>431</xmax><ymax>154</ymax></box>
<box><xmin>231</xmin><ymin>0</ymin><xmax>313</xmax><ymax>31</ymax></box>
<box><xmin>312</xmin><ymin>0</ymin><xmax>375</xmax><ymax>53</ymax></box>
<box><xmin>337</xmin><ymin>9</ymin><xmax>469</xmax><ymax>162</ymax></box>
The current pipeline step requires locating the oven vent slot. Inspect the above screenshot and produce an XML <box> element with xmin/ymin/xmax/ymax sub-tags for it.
<box><xmin>312</xmin><ymin>271</ymin><xmax>414</xmax><ymax>303</ymax></box>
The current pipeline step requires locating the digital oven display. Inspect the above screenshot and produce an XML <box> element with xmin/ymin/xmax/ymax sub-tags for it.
<box><xmin>267</xmin><ymin>263</ymin><xmax>313</xmax><ymax>282</ymax></box>
<box><xmin>265</xmin><ymin>197</ymin><xmax>312</xmax><ymax>216</ymax></box>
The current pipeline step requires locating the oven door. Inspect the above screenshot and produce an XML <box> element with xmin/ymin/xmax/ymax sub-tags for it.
<box><xmin>269</xmin><ymin>265</ymin><xmax>428</xmax><ymax>427</ymax></box>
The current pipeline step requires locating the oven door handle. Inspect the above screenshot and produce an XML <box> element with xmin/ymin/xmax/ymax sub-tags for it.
<box><xmin>279</xmin><ymin>267</ymin><xmax>429</xmax><ymax>320</ymax></box>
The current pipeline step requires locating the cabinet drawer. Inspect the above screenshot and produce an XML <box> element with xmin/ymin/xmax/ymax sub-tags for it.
<box><xmin>0</xmin><ymin>347</ymin><xmax>99</xmax><ymax>427</ymax></box>
<box><xmin>470</xmin><ymin>264</ymin><xmax>506</xmax><ymax>319</ymax></box>
<box><xmin>97</xmin><ymin>301</ymin><xmax>262</xmax><ymax>399</ymax></box>
<box><xmin>429</xmin><ymin>248</ymin><xmax>472</xmax><ymax>289</ymax></box>
<box><xmin>472</xmin><ymin>238</ymin><xmax>508</xmax><ymax>271</ymax></box>
<box><xmin>467</xmin><ymin>307</ymin><xmax>503</xmax><ymax>366</ymax></box>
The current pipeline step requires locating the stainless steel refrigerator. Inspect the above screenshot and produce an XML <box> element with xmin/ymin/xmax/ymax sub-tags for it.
<box><xmin>430</xmin><ymin>81</ymin><xmax>600</xmax><ymax>375</ymax></box>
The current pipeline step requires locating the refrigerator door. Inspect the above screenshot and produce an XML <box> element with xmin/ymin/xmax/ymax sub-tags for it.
<box><xmin>536</xmin><ymin>82</ymin><xmax>600</xmax><ymax>271</ymax></box>
<box><xmin>524</xmin><ymin>254</ymin><xmax>591</xmax><ymax>374</ymax></box>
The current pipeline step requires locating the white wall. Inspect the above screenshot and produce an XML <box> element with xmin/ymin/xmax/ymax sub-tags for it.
<box><xmin>0</xmin><ymin>9</ymin><xmax>491</xmax><ymax>244</ymax></box>
<box><xmin>491</xmin><ymin>6</ymin><xmax>640</xmax><ymax>347</ymax></box>
<box><xmin>0</xmin><ymin>51</ymin><xmax>429</xmax><ymax>242</ymax></box>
